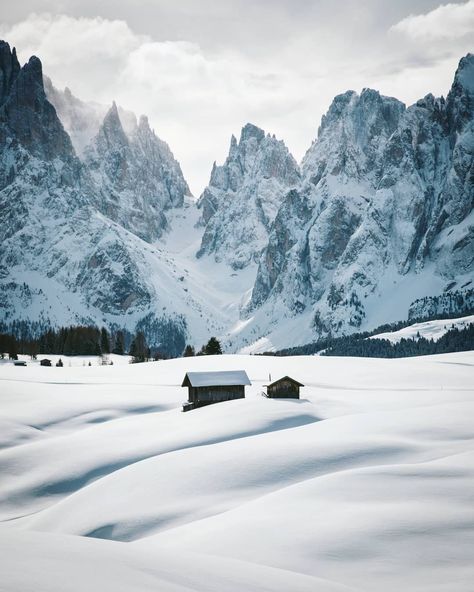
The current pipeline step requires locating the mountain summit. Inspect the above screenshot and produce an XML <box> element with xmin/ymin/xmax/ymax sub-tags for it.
<box><xmin>0</xmin><ymin>41</ymin><xmax>472</xmax><ymax>353</ymax></box>
<box><xmin>197</xmin><ymin>123</ymin><xmax>300</xmax><ymax>269</ymax></box>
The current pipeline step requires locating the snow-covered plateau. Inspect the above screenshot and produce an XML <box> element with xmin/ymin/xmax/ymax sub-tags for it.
<box><xmin>1</xmin><ymin>351</ymin><xmax>473</xmax><ymax>591</ymax></box>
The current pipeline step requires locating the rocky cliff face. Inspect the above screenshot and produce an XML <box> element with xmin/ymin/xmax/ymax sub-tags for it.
<box><xmin>44</xmin><ymin>80</ymin><xmax>191</xmax><ymax>242</ymax></box>
<box><xmin>197</xmin><ymin>123</ymin><xmax>300</xmax><ymax>269</ymax></box>
<box><xmin>0</xmin><ymin>42</ymin><xmax>197</xmax><ymax>355</ymax></box>
<box><xmin>85</xmin><ymin>104</ymin><xmax>190</xmax><ymax>242</ymax></box>
<box><xmin>242</xmin><ymin>54</ymin><xmax>473</xmax><ymax>345</ymax></box>
<box><xmin>1</xmin><ymin>39</ymin><xmax>472</xmax><ymax>354</ymax></box>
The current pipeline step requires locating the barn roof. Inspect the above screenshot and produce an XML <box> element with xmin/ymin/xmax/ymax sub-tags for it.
<box><xmin>267</xmin><ymin>375</ymin><xmax>304</xmax><ymax>388</ymax></box>
<box><xmin>182</xmin><ymin>370</ymin><xmax>251</xmax><ymax>387</ymax></box>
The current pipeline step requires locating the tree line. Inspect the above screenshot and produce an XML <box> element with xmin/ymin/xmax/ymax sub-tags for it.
<box><xmin>0</xmin><ymin>325</ymin><xmax>149</xmax><ymax>363</ymax></box>
<box><xmin>0</xmin><ymin>325</ymin><xmax>224</xmax><ymax>363</ymax></box>
<box><xmin>269</xmin><ymin>323</ymin><xmax>474</xmax><ymax>358</ymax></box>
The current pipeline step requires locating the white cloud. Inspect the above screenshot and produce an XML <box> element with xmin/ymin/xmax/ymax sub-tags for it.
<box><xmin>391</xmin><ymin>0</ymin><xmax>474</xmax><ymax>40</ymax></box>
<box><xmin>0</xmin><ymin>13</ymin><xmax>314</xmax><ymax>194</ymax></box>
<box><xmin>0</xmin><ymin>9</ymin><xmax>470</xmax><ymax>194</ymax></box>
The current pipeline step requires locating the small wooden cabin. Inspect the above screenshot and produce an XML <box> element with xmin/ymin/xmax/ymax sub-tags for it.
<box><xmin>266</xmin><ymin>376</ymin><xmax>304</xmax><ymax>399</ymax></box>
<box><xmin>40</xmin><ymin>359</ymin><xmax>52</xmax><ymax>367</ymax></box>
<box><xmin>181</xmin><ymin>370</ymin><xmax>251</xmax><ymax>412</ymax></box>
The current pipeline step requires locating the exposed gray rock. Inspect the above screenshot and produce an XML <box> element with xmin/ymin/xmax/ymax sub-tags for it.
<box><xmin>0</xmin><ymin>42</ymin><xmax>196</xmax><ymax>355</ymax></box>
<box><xmin>85</xmin><ymin>104</ymin><xmax>190</xmax><ymax>242</ymax></box>
<box><xmin>246</xmin><ymin>54</ymin><xmax>474</xmax><ymax>341</ymax></box>
<box><xmin>197</xmin><ymin>123</ymin><xmax>300</xmax><ymax>269</ymax></box>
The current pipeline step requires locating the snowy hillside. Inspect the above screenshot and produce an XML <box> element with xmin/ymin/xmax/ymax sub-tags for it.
<box><xmin>369</xmin><ymin>314</ymin><xmax>474</xmax><ymax>344</ymax></box>
<box><xmin>1</xmin><ymin>352</ymin><xmax>473</xmax><ymax>591</ymax></box>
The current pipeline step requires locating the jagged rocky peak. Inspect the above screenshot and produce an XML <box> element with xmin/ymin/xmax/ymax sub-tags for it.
<box><xmin>452</xmin><ymin>52</ymin><xmax>474</xmax><ymax>95</ymax></box>
<box><xmin>96</xmin><ymin>101</ymin><xmax>129</xmax><ymax>153</ymax></box>
<box><xmin>243</xmin><ymin>54</ymin><xmax>473</xmax><ymax>347</ymax></box>
<box><xmin>303</xmin><ymin>88</ymin><xmax>405</xmax><ymax>182</ymax></box>
<box><xmin>197</xmin><ymin>122</ymin><xmax>300</xmax><ymax>269</ymax></box>
<box><xmin>0</xmin><ymin>41</ymin><xmax>20</xmax><ymax>105</ymax></box>
<box><xmin>446</xmin><ymin>53</ymin><xmax>474</xmax><ymax>132</ymax></box>
<box><xmin>0</xmin><ymin>42</ymin><xmax>75</xmax><ymax>162</ymax></box>
<box><xmin>43</xmin><ymin>77</ymin><xmax>106</xmax><ymax>156</ymax></box>
<box><xmin>84</xmin><ymin>98</ymin><xmax>190</xmax><ymax>242</ymax></box>
<box><xmin>0</xmin><ymin>41</ymin><xmax>196</xmax><ymax>355</ymax></box>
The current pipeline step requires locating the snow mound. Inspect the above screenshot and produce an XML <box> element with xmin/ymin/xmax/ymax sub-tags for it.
<box><xmin>0</xmin><ymin>352</ymin><xmax>473</xmax><ymax>591</ymax></box>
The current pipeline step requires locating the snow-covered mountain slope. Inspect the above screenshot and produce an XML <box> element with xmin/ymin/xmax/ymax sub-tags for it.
<box><xmin>1</xmin><ymin>39</ymin><xmax>472</xmax><ymax>355</ymax></box>
<box><xmin>0</xmin><ymin>42</ymin><xmax>213</xmax><ymax>355</ymax></box>
<box><xmin>84</xmin><ymin>104</ymin><xmax>190</xmax><ymax>242</ymax></box>
<box><xmin>369</xmin><ymin>314</ymin><xmax>474</xmax><ymax>343</ymax></box>
<box><xmin>197</xmin><ymin>123</ymin><xmax>300</xmax><ymax>269</ymax></box>
<box><xmin>234</xmin><ymin>55</ymin><xmax>474</xmax><ymax>351</ymax></box>
<box><xmin>1</xmin><ymin>352</ymin><xmax>473</xmax><ymax>591</ymax></box>
<box><xmin>45</xmin><ymin>78</ymin><xmax>191</xmax><ymax>242</ymax></box>
<box><xmin>408</xmin><ymin>288</ymin><xmax>474</xmax><ymax>320</ymax></box>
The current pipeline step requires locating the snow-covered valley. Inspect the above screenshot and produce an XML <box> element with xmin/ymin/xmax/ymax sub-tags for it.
<box><xmin>1</xmin><ymin>352</ymin><xmax>473</xmax><ymax>591</ymax></box>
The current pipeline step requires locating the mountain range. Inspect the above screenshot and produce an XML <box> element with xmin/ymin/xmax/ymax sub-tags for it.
<box><xmin>0</xmin><ymin>40</ymin><xmax>472</xmax><ymax>354</ymax></box>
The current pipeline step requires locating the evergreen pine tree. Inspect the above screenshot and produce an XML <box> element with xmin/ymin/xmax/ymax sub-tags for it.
<box><xmin>183</xmin><ymin>344</ymin><xmax>195</xmax><ymax>357</ymax></box>
<box><xmin>100</xmin><ymin>327</ymin><xmax>110</xmax><ymax>354</ymax></box>
<box><xmin>130</xmin><ymin>331</ymin><xmax>148</xmax><ymax>363</ymax></box>
<box><xmin>113</xmin><ymin>331</ymin><xmax>125</xmax><ymax>355</ymax></box>
<box><xmin>203</xmin><ymin>337</ymin><xmax>222</xmax><ymax>355</ymax></box>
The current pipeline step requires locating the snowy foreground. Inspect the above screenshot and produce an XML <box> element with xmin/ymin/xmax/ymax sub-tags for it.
<box><xmin>1</xmin><ymin>353</ymin><xmax>473</xmax><ymax>591</ymax></box>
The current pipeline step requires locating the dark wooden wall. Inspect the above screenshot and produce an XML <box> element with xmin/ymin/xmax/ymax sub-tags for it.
<box><xmin>188</xmin><ymin>384</ymin><xmax>245</xmax><ymax>403</ymax></box>
<box><xmin>267</xmin><ymin>380</ymin><xmax>300</xmax><ymax>398</ymax></box>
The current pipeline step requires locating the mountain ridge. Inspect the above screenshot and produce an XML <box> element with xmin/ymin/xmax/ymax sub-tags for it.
<box><xmin>0</xmin><ymin>39</ymin><xmax>472</xmax><ymax>354</ymax></box>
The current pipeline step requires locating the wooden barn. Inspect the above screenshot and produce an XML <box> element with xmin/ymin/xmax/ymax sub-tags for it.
<box><xmin>181</xmin><ymin>370</ymin><xmax>251</xmax><ymax>412</ymax></box>
<box><xmin>265</xmin><ymin>376</ymin><xmax>304</xmax><ymax>399</ymax></box>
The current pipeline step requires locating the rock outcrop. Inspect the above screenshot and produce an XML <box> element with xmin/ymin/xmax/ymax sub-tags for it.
<box><xmin>197</xmin><ymin>123</ymin><xmax>300</xmax><ymax>269</ymax></box>
<box><xmin>242</xmin><ymin>54</ymin><xmax>474</xmax><ymax>345</ymax></box>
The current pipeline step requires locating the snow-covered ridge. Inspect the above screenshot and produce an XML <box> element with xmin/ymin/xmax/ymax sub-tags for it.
<box><xmin>0</xmin><ymin>41</ymin><xmax>207</xmax><ymax>355</ymax></box>
<box><xmin>369</xmin><ymin>314</ymin><xmax>474</xmax><ymax>344</ymax></box>
<box><xmin>235</xmin><ymin>54</ymin><xmax>474</xmax><ymax>350</ymax></box>
<box><xmin>0</xmin><ymin>39</ymin><xmax>473</xmax><ymax>355</ymax></box>
<box><xmin>197</xmin><ymin>123</ymin><xmax>300</xmax><ymax>269</ymax></box>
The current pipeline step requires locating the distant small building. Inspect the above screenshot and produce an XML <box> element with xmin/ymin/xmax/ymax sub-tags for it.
<box><xmin>265</xmin><ymin>376</ymin><xmax>304</xmax><ymax>399</ymax></box>
<box><xmin>13</xmin><ymin>360</ymin><xmax>27</xmax><ymax>367</ymax></box>
<box><xmin>40</xmin><ymin>359</ymin><xmax>52</xmax><ymax>367</ymax></box>
<box><xmin>181</xmin><ymin>370</ymin><xmax>251</xmax><ymax>412</ymax></box>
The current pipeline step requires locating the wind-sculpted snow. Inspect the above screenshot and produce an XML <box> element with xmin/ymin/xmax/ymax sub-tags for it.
<box><xmin>0</xmin><ymin>352</ymin><xmax>473</xmax><ymax>591</ymax></box>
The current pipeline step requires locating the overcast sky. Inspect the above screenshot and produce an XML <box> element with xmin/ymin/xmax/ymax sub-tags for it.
<box><xmin>1</xmin><ymin>0</ymin><xmax>473</xmax><ymax>194</ymax></box>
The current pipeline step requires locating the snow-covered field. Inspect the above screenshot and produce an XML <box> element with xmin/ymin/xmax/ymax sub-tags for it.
<box><xmin>369</xmin><ymin>314</ymin><xmax>474</xmax><ymax>344</ymax></box>
<box><xmin>1</xmin><ymin>352</ymin><xmax>473</xmax><ymax>591</ymax></box>
<box><xmin>0</xmin><ymin>353</ymin><xmax>132</xmax><ymax>368</ymax></box>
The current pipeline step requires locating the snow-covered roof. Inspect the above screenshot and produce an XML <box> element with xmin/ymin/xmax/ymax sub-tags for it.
<box><xmin>182</xmin><ymin>370</ymin><xmax>251</xmax><ymax>387</ymax></box>
<box><xmin>267</xmin><ymin>376</ymin><xmax>304</xmax><ymax>387</ymax></box>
